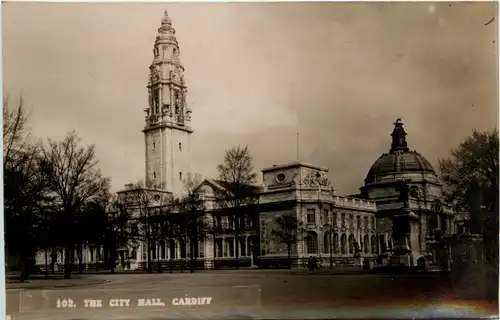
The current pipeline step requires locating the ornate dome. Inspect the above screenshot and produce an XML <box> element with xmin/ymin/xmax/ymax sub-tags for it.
<box><xmin>364</xmin><ymin>119</ymin><xmax>436</xmax><ymax>185</ymax></box>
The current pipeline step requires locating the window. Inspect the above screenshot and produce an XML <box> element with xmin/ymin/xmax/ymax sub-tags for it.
<box><xmin>153</xmin><ymin>172</ymin><xmax>156</xmax><ymax>179</ymax></box>
<box><xmin>179</xmin><ymin>172</ymin><xmax>182</xmax><ymax>180</ymax></box>
<box><xmin>276</xmin><ymin>173</ymin><xmax>286</xmax><ymax>183</ymax></box>
<box><xmin>178</xmin><ymin>142</ymin><xmax>182</xmax><ymax>151</ymax></box>
<box><xmin>341</xmin><ymin>214</ymin><xmax>346</xmax><ymax>227</ymax></box>
<box><xmin>131</xmin><ymin>250</ymin><xmax>137</xmax><ymax>260</ymax></box>
<box><xmin>199</xmin><ymin>240</ymin><xmax>205</xmax><ymax>258</ymax></box>
<box><xmin>323</xmin><ymin>210</ymin><xmax>329</xmax><ymax>225</ymax></box>
<box><xmin>173</xmin><ymin>48</ymin><xmax>177</xmax><ymax>55</ymax></box>
<box><xmin>306</xmin><ymin>233</ymin><xmax>318</xmax><ymax>254</ymax></box>
<box><xmin>332</xmin><ymin>213</ymin><xmax>337</xmax><ymax>227</ymax></box>
<box><xmin>130</xmin><ymin>223</ymin><xmax>138</xmax><ymax>236</ymax></box>
<box><xmin>349</xmin><ymin>214</ymin><xmax>354</xmax><ymax>228</ymax></box>
<box><xmin>152</xmin><ymin>141</ymin><xmax>156</xmax><ymax>151</ymax></box>
<box><xmin>364</xmin><ymin>216</ymin><xmax>368</xmax><ymax>229</ymax></box>
<box><xmin>356</xmin><ymin>216</ymin><xmax>361</xmax><ymax>229</ymax></box>
<box><xmin>306</xmin><ymin>209</ymin><xmax>316</xmax><ymax>223</ymax></box>
<box><xmin>372</xmin><ymin>217</ymin><xmax>376</xmax><ymax>229</ymax></box>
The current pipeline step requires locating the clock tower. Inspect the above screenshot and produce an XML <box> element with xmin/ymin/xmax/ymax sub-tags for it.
<box><xmin>143</xmin><ymin>10</ymin><xmax>193</xmax><ymax>197</ymax></box>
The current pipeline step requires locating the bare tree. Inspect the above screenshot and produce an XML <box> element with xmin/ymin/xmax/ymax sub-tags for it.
<box><xmin>3</xmin><ymin>95</ymin><xmax>30</xmax><ymax>168</ymax></box>
<box><xmin>176</xmin><ymin>174</ymin><xmax>211</xmax><ymax>273</ymax></box>
<box><xmin>271</xmin><ymin>214</ymin><xmax>305</xmax><ymax>268</ymax></box>
<box><xmin>3</xmin><ymin>96</ymin><xmax>49</xmax><ymax>281</ymax></box>
<box><xmin>118</xmin><ymin>181</ymin><xmax>171</xmax><ymax>273</ymax></box>
<box><xmin>39</xmin><ymin>131</ymin><xmax>110</xmax><ymax>279</ymax></box>
<box><xmin>216</xmin><ymin>146</ymin><xmax>259</xmax><ymax>269</ymax></box>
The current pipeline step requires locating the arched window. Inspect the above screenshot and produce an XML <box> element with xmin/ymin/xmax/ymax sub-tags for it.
<box><xmin>169</xmin><ymin>239</ymin><xmax>176</xmax><ymax>259</ymax></box>
<box><xmin>379</xmin><ymin>235</ymin><xmax>386</xmax><ymax>252</ymax></box>
<box><xmin>179</xmin><ymin>239</ymin><xmax>187</xmax><ymax>258</ymax></box>
<box><xmin>323</xmin><ymin>232</ymin><xmax>330</xmax><ymax>253</ymax></box>
<box><xmin>340</xmin><ymin>234</ymin><xmax>347</xmax><ymax>254</ymax></box>
<box><xmin>198</xmin><ymin>239</ymin><xmax>205</xmax><ymax>258</ymax></box>
<box><xmin>305</xmin><ymin>232</ymin><xmax>318</xmax><ymax>254</ymax></box>
<box><xmin>333</xmin><ymin>233</ymin><xmax>339</xmax><ymax>254</ymax></box>
<box><xmin>363</xmin><ymin>235</ymin><xmax>369</xmax><ymax>253</ymax></box>
<box><xmin>371</xmin><ymin>235</ymin><xmax>377</xmax><ymax>254</ymax></box>
<box><xmin>160</xmin><ymin>240</ymin><xmax>166</xmax><ymax>260</ymax></box>
<box><xmin>348</xmin><ymin>234</ymin><xmax>355</xmax><ymax>254</ymax></box>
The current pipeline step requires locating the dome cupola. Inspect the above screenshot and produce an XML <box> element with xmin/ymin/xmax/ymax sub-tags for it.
<box><xmin>364</xmin><ymin>119</ymin><xmax>436</xmax><ymax>185</ymax></box>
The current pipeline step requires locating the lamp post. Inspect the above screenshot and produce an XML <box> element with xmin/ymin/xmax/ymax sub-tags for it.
<box><xmin>329</xmin><ymin>203</ymin><xmax>335</xmax><ymax>269</ymax></box>
<box><xmin>329</xmin><ymin>214</ymin><xmax>334</xmax><ymax>269</ymax></box>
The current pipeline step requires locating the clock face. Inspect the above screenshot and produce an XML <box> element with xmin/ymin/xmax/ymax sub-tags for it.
<box><xmin>276</xmin><ymin>173</ymin><xmax>286</xmax><ymax>183</ymax></box>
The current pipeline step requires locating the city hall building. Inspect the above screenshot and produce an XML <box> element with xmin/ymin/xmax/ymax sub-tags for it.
<box><xmin>36</xmin><ymin>10</ymin><xmax>464</xmax><ymax>271</ymax></box>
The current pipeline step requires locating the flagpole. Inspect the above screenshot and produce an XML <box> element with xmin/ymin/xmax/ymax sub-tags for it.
<box><xmin>296</xmin><ymin>133</ymin><xmax>299</xmax><ymax>161</ymax></box>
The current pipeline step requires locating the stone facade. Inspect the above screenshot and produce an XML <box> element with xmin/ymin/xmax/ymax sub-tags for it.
<box><xmin>143</xmin><ymin>10</ymin><xmax>192</xmax><ymax>198</ymax></box>
<box><xmin>34</xmin><ymin>12</ymin><xmax>469</xmax><ymax>271</ymax></box>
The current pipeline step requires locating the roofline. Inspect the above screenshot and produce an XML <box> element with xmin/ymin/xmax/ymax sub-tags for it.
<box><xmin>262</xmin><ymin>161</ymin><xmax>329</xmax><ymax>173</ymax></box>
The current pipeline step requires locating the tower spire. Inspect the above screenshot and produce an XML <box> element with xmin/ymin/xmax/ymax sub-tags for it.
<box><xmin>390</xmin><ymin>118</ymin><xmax>409</xmax><ymax>153</ymax></box>
<box><xmin>143</xmin><ymin>9</ymin><xmax>193</xmax><ymax>196</ymax></box>
<box><xmin>161</xmin><ymin>9</ymin><xmax>172</xmax><ymax>26</ymax></box>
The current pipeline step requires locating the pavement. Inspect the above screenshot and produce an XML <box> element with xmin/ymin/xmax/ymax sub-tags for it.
<box><xmin>6</xmin><ymin>275</ymin><xmax>110</xmax><ymax>290</ymax></box>
<box><xmin>5</xmin><ymin>270</ymin><xmax>498</xmax><ymax>319</ymax></box>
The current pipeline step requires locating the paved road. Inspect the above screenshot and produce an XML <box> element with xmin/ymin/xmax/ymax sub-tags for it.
<box><xmin>7</xmin><ymin>271</ymin><xmax>498</xmax><ymax>319</ymax></box>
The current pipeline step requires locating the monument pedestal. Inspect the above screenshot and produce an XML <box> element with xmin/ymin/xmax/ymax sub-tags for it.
<box><xmin>391</xmin><ymin>209</ymin><xmax>421</xmax><ymax>267</ymax></box>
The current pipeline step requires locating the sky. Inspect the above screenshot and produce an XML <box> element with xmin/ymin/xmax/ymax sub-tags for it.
<box><xmin>3</xmin><ymin>2</ymin><xmax>498</xmax><ymax>194</ymax></box>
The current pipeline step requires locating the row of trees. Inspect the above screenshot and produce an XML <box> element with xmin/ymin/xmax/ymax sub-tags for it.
<box><xmin>3</xmin><ymin>96</ymin><xmax>265</xmax><ymax>279</ymax></box>
<box><xmin>5</xmin><ymin>94</ymin><xmax>497</xmax><ymax>278</ymax></box>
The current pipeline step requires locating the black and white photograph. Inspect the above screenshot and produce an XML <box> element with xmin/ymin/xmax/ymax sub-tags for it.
<box><xmin>2</xmin><ymin>2</ymin><xmax>499</xmax><ymax>319</ymax></box>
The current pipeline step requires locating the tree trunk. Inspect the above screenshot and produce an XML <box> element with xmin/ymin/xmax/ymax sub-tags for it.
<box><xmin>110</xmin><ymin>245</ymin><xmax>117</xmax><ymax>273</ymax></box>
<box><xmin>63</xmin><ymin>246</ymin><xmax>71</xmax><ymax>279</ymax></box>
<box><xmin>169</xmin><ymin>239</ymin><xmax>174</xmax><ymax>274</ymax></box>
<box><xmin>50</xmin><ymin>248</ymin><xmax>56</xmax><ymax>274</ymax></box>
<box><xmin>94</xmin><ymin>247</ymin><xmax>99</xmax><ymax>272</ymax></box>
<box><xmin>157</xmin><ymin>242</ymin><xmax>162</xmax><ymax>273</ymax></box>
<box><xmin>147</xmin><ymin>238</ymin><xmax>152</xmax><ymax>274</ymax></box>
<box><xmin>287</xmin><ymin>246</ymin><xmax>292</xmax><ymax>269</ymax></box>
<box><xmin>190</xmin><ymin>239</ymin><xmax>195</xmax><ymax>273</ymax></box>
<box><xmin>44</xmin><ymin>249</ymin><xmax>49</xmax><ymax>279</ymax></box>
<box><xmin>234</xmin><ymin>236</ymin><xmax>240</xmax><ymax>270</ymax></box>
<box><xmin>77</xmin><ymin>245</ymin><xmax>84</xmax><ymax>274</ymax></box>
<box><xmin>18</xmin><ymin>256</ymin><xmax>26</xmax><ymax>283</ymax></box>
<box><xmin>103</xmin><ymin>243</ymin><xmax>109</xmax><ymax>270</ymax></box>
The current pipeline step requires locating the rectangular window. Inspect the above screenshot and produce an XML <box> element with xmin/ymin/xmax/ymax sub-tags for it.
<box><xmin>179</xmin><ymin>172</ymin><xmax>182</xmax><ymax>180</ymax></box>
<box><xmin>323</xmin><ymin>210</ymin><xmax>329</xmax><ymax>225</ymax></box>
<box><xmin>178</xmin><ymin>142</ymin><xmax>182</xmax><ymax>151</ymax></box>
<box><xmin>307</xmin><ymin>209</ymin><xmax>316</xmax><ymax>223</ymax></box>
<box><xmin>341</xmin><ymin>214</ymin><xmax>346</xmax><ymax>227</ymax></box>
<box><xmin>357</xmin><ymin>216</ymin><xmax>361</xmax><ymax>229</ymax></box>
<box><xmin>364</xmin><ymin>216</ymin><xmax>368</xmax><ymax>229</ymax></box>
<box><xmin>152</xmin><ymin>141</ymin><xmax>156</xmax><ymax>151</ymax></box>
<box><xmin>153</xmin><ymin>172</ymin><xmax>156</xmax><ymax>179</ymax></box>
<box><xmin>349</xmin><ymin>214</ymin><xmax>354</xmax><ymax>228</ymax></box>
<box><xmin>333</xmin><ymin>213</ymin><xmax>337</xmax><ymax>226</ymax></box>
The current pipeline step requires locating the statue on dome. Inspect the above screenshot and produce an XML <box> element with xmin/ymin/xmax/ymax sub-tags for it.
<box><xmin>390</xmin><ymin>118</ymin><xmax>409</xmax><ymax>152</ymax></box>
